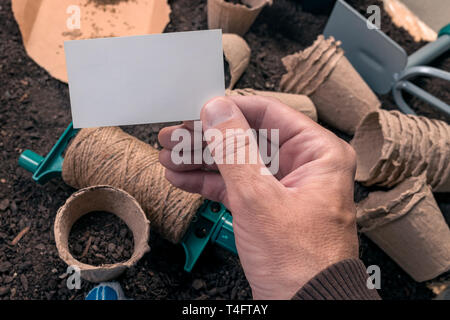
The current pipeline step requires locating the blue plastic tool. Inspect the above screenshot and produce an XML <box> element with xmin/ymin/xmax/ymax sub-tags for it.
<box><xmin>85</xmin><ymin>282</ymin><xmax>127</xmax><ymax>300</ymax></box>
<box><xmin>18</xmin><ymin>123</ymin><xmax>237</xmax><ymax>272</ymax></box>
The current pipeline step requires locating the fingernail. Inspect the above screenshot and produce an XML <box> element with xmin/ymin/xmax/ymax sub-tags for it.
<box><xmin>203</xmin><ymin>98</ymin><xmax>234</xmax><ymax>128</ymax></box>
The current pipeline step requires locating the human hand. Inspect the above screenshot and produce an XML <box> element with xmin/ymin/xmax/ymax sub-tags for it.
<box><xmin>158</xmin><ymin>96</ymin><xmax>359</xmax><ymax>299</ymax></box>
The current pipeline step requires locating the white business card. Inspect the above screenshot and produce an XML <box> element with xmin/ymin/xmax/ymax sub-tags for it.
<box><xmin>65</xmin><ymin>30</ymin><xmax>225</xmax><ymax>128</ymax></box>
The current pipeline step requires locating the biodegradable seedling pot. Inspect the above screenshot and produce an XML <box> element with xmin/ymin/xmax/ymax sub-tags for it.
<box><xmin>351</xmin><ymin>110</ymin><xmax>394</xmax><ymax>185</ymax></box>
<box><xmin>279</xmin><ymin>35</ymin><xmax>380</xmax><ymax>134</ymax></box>
<box><xmin>367</xmin><ymin>109</ymin><xmax>397</xmax><ymax>185</ymax></box>
<box><xmin>54</xmin><ymin>185</ymin><xmax>150</xmax><ymax>282</ymax></box>
<box><xmin>207</xmin><ymin>0</ymin><xmax>272</xmax><ymax>36</ymax></box>
<box><xmin>352</xmin><ymin>109</ymin><xmax>450</xmax><ymax>192</ymax></box>
<box><xmin>222</xmin><ymin>33</ymin><xmax>251</xmax><ymax>89</ymax></box>
<box><xmin>226</xmin><ymin>88</ymin><xmax>318</xmax><ymax>121</ymax></box>
<box><xmin>384</xmin><ymin>113</ymin><xmax>413</xmax><ymax>186</ymax></box>
<box><xmin>434</xmin><ymin>120</ymin><xmax>450</xmax><ymax>191</ymax></box>
<box><xmin>357</xmin><ymin>175</ymin><xmax>450</xmax><ymax>282</ymax></box>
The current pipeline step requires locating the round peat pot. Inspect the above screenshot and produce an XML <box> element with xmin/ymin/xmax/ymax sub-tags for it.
<box><xmin>54</xmin><ymin>185</ymin><xmax>150</xmax><ymax>282</ymax></box>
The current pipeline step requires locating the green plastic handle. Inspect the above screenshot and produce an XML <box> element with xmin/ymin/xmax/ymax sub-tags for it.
<box><xmin>181</xmin><ymin>201</ymin><xmax>236</xmax><ymax>272</ymax></box>
<box><xmin>18</xmin><ymin>150</ymin><xmax>44</xmax><ymax>174</ymax></box>
<box><xmin>18</xmin><ymin>123</ymin><xmax>79</xmax><ymax>184</ymax></box>
<box><xmin>439</xmin><ymin>23</ymin><xmax>450</xmax><ymax>37</ymax></box>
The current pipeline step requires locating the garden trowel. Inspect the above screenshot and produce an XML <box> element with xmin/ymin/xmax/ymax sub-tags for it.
<box><xmin>324</xmin><ymin>0</ymin><xmax>450</xmax><ymax>117</ymax></box>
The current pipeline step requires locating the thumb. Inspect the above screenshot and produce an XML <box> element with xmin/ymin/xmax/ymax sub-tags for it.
<box><xmin>200</xmin><ymin>97</ymin><xmax>277</xmax><ymax>193</ymax></box>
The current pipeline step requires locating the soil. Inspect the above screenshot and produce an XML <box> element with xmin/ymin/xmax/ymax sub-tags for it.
<box><xmin>0</xmin><ymin>0</ymin><xmax>449</xmax><ymax>300</ymax></box>
<box><xmin>68</xmin><ymin>211</ymin><xmax>134</xmax><ymax>265</ymax></box>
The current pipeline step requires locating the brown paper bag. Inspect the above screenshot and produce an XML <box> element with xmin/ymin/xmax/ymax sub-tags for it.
<box><xmin>54</xmin><ymin>185</ymin><xmax>150</xmax><ymax>282</ymax></box>
<box><xmin>279</xmin><ymin>35</ymin><xmax>380</xmax><ymax>134</ymax></box>
<box><xmin>207</xmin><ymin>0</ymin><xmax>272</xmax><ymax>36</ymax></box>
<box><xmin>12</xmin><ymin>0</ymin><xmax>171</xmax><ymax>82</ymax></box>
<box><xmin>357</xmin><ymin>175</ymin><xmax>450</xmax><ymax>282</ymax></box>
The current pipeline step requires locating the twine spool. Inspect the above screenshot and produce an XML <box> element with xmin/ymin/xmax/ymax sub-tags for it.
<box><xmin>62</xmin><ymin>126</ymin><xmax>204</xmax><ymax>244</ymax></box>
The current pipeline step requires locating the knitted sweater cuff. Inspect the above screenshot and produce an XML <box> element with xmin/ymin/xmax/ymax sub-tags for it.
<box><xmin>291</xmin><ymin>259</ymin><xmax>381</xmax><ymax>300</ymax></box>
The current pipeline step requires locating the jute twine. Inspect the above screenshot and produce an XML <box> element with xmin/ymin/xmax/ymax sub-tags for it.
<box><xmin>62</xmin><ymin>126</ymin><xmax>204</xmax><ymax>244</ymax></box>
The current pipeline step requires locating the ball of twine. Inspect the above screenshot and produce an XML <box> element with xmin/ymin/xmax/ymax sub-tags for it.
<box><xmin>62</xmin><ymin>126</ymin><xmax>204</xmax><ymax>244</ymax></box>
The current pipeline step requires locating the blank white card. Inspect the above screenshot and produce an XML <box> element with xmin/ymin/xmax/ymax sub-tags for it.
<box><xmin>64</xmin><ymin>30</ymin><xmax>225</xmax><ymax>128</ymax></box>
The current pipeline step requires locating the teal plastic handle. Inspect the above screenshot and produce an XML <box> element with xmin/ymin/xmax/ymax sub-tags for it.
<box><xmin>438</xmin><ymin>23</ymin><xmax>450</xmax><ymax>37</ymax></box>
<box><xmin>18</xmin><ymin>150</ymin><xmax>44</xmax><ymax>174</ymax></box>
<box><xmin>211</xmin><ymin>210</ymin><xmax>235</xmax><ymax>253</ymax></box>
<box><xmin>18</xmin><ymin>123</ymin><xmax>79</xmax><ymax>184</ymax></box>
<box><xmin>181</xmin><ymin>201</ymin><xmax>236</xmax><ymax>272</ymax></box>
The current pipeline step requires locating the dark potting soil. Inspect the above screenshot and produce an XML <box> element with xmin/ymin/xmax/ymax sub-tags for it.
<box><xmin>224</xmin><ymin>59</ymin><xmax>231</xmax><ymax>88</ymax></box>
<box><xmin>68</xmin><ymin>212</ymin><xmax>134</xmax><ymax>265</ymax></box>
<box><xmin>0</xmin><ymin>0</ymin><xmax>449</xmax><ymax>300</ymax></box>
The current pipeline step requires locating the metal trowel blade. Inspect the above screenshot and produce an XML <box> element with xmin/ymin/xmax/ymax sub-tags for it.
<box><xmin>323</xmin><ymin>0</ymin><xmax>407</xmax><ymax>94</ymax></box>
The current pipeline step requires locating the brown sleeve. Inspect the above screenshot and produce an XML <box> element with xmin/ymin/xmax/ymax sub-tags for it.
<box><xmin>291</xmin><ymin>259</ymin><xmax>381</xmax><ymax>300</ymax></box>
